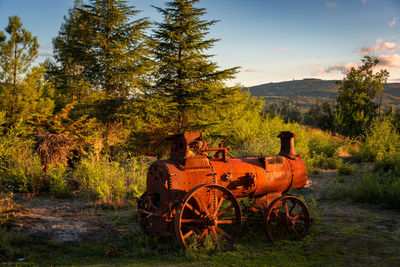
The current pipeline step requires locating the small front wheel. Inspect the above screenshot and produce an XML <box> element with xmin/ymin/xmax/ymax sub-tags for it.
<box><xmin>264</xmin><ymin>195</ymin><xmax>310</xmax><ymax>242</ymax></box>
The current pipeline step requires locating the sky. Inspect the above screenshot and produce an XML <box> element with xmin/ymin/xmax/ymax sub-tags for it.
<box><xmin>0</xmin><ymin>0</ymin><xmax>399</xmax><ymax>86</ymax></box>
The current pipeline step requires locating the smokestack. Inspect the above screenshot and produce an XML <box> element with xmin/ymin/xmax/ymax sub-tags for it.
<box><xmin>277</xmin><ymin>131</ymin><xmax>297</xmax><ymax>159</ymax></box>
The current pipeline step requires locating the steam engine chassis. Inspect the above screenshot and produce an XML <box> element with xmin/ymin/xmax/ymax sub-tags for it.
<box><xmin>138</xmin><ymin>131</ymin><xmax>310</xmax><ymax>247</ymax></box>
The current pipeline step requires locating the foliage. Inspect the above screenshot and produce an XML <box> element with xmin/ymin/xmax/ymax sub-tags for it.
<box><xmin>264</xmin><ymin>100</ymin><xmax>303</xmax><ymax>124</ymax></box>
<box><xmin>0</xmin><ymin>192</ymin><xmax>18</xmax><ymax>227</ymax></box>
<box><xmin>37</xmin><ymin>102</ymin><xmax>98</xmax><ymax>160</ymax></box>
<box><xmin>0</xmin><ymin>17</ymin><xmax>53</xmax><ymax>129</ymax></box>
<box><xmin>74</xmin><ymin>154</ymin><xmax>150</xmax><ymax>207</ymax></box>
<box><xmin>334</xmin><ymin>56</ymin><xmax>389</xmax><ymax>137</ymax></box>
<box><xmin>310</xmin><ymin>153</ymin><xmax>343</xmax><ymax>170</ymax></box>
<box><xmin>345</xmin><ymin>173</ymin><xmax>400</xmax><ymax>209</ymax></box>
<box><xmin>373</xmin><ymin>152</ymin><xmax>400</xmax><ymax>176</ymax></box>
<box><xmin>303</xmin><ymin>101</ymin><xmax>334</xmax><ymax>130</ymax></box>
<box><xmin>46</xmin><ymin>163</ymin><xmax>72</xmax><ymax>198</ymax></box>
<box><xmin>148</xmin><ymin>0</ymin><xmax>240</xmax><ymax>132</ymax></box>
<box><xmin>0</xmin><ymin>123</ymin><xmax>43</xmax><ymax>192</ymax></box>
<box><xmin>50</xmin><ymin>0</ymin><xmax>151</xmax><ymax>121</ymax></box>
<box><xmin>338</xmin><ymin>163</ymin><xmax>356</xmax><ymax>175</ymax></box>
<box><xmin>36</xmin><ymin>130</ymin><xmax>75</xmax><ymax>168</ymax></box>
<box><xmin>355</xmin><ymin>116</ymin><xmax>400</xmax><ymax>162</ymax></box>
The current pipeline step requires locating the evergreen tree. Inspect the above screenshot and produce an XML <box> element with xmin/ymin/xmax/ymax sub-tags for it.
<box><xmin>149</xmin><ymin>0</ymin><xmax>241</xmax><ymax>132</ymax></box>
<box><xmin>334</xmin><ymin>56</ymin><xmax>389</xmax><ymax>137</ymax></box>
<box><xmin>51</xmin><ymin>0</ymin><xmax>151</xmax><ymax>105</ymax></box>
<box><xmin>0</xmin><ymin>16</ymin><xmax>39</xmax><ymax>117</ymax></box>
<box><xmin>0</xmin><ymin>16</ymin><xmax>53</xmax><ymax>129</ymax></box>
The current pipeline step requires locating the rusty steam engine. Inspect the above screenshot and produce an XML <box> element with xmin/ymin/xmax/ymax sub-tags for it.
<box><xmin>138</xmin><ymin>131</ymin><xmax>310</xmax><ymax>247</ymax></box>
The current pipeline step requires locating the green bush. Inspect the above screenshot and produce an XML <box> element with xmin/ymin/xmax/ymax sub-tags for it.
<box><xmin>347</xmin><ymin>173</ymin><xmax>400</xmax><ymax>209</ymax></box>
<box><xmin>0</xmin><ymin>145</ymin><xmax>43</xmax><ymax>193</ymax></box>
<box><xmin>355</xmin><ymin>116</ymin><xmax>400</xmax><ymax>162</ymax></box>
<box><xmin>73</xmin><ymin>154</ymin><xmax>150</xmax><ymax>207</ymax></box>
<box><xmin>47</xmin><ymin>164</ymin><xmax>72</xmax><ymax>198</ymax></box>
<box><xmin>338</xmin><ymin>163</ymin><xmax>356</xmax><ymax>175</ymax></box>
<box><xmin>373</xmin><ymin>152</ymin><xmax>400</xmax><ymax>176</ymax></box>
<box><xmin>309</xmin><ymin>153</ymin><xmax>343</xmax><ymax>170</ymax></box>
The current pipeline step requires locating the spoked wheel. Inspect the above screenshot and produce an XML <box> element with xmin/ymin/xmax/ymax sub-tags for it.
<box><xmin>264</xmin><ymin>195</ymin><xmax>310</xmax><ymax>242</ymax></box>
<box><xmin>137</xmin><ymin>191</ymin><xmax>150</xmax><ymax>234</ymax></box>
<box><xmin>174</xmin><ymin>184</ymin><xmax>242</xmax><ymax>248</ymax></box>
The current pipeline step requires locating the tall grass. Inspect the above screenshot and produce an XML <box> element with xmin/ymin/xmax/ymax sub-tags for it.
<box><xmin>343</xmin><ymin>117</ymin><xmax>400</xmax><ymax>209</ymax></box>
<box><xmin>73</xmin><ymin>154</ymin><xmax>150</xmax><ymax>207</ymax></box>
<box><xmin>0</xmin><ymin>132</ymin><xmax>43</xmax><ymax>193</ymax></box>
<box><xmin>46</xmin><ymin>163</ymin><xmax>72</xmax><ymax>198</ymax></box>
<box><xmin>355</xmin><ymin>116</ymin><xmax>400</xmax><ymax>162</ymax></box>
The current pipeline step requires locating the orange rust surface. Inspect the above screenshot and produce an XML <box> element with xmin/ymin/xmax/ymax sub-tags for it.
<box><xmin>140</xmin><ymin>131</ymin><xmax>308</xmax><ymax>237</ymax></box>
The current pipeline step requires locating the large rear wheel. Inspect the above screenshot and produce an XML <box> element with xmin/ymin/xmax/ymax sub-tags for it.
<box><xmin>174</xmin><ymin>184</ymin><xmax>242</xmax><ymax>248</ymax></box>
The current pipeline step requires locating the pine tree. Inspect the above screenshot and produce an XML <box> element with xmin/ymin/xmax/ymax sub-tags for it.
<box><xmin>0</xmin><ymin>16</ymin><xmax>53</xmax><ymax>129</ymax></box>
<box><xmin>51</xmin><ymin>0</ymin><xmax>151</xmax><ymax>103</ymax></box>
<box><xmin>149</xmin><ymin>0</ymin><xmax>241</xmax><ymax>132</ymax></box>
<box><xmin>0</xmin><ymin>16</ymin><xmax>39</xmax><ymax>117</ymax></box>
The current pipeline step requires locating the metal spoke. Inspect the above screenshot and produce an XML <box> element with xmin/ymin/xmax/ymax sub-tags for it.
<box><xmin>182</xmin><ymin>230</ymin><xmax>194</xmax><ymax>240</ymax></box>
<box><xmin>289</xmin><ymin>201</ymin><xmax>297</xmax><ymax>214</ymax></box>
<box><xmin>212</xmin><ymin>227</ymin><xmax>219</xmax><ymax>242</ymax></box>
<box><xmin>213</xmin><ymin>195</ymin><xmax>225</xmax><ymax>216</ymax></box>
<box><xmin>216</xmin><ymin>226</ymin><xmax>232</xmax><ymax>239</ymax></box>
<box><xmin>194</xmin><ymin>193</ymin><xmax>210</xmax><ymax>215</ymax></box>
<box><xmin>180</xmin><ymin>218</ymin><xmax>204</xmax><ymax>223</ymax></box>
<box><xmin>185</xmin><ymin>202</ymin><xmax>202</xmax><ymax>217</ymax></box>
<box><xmin>217</xmin><ymin>219</ymin><xmax>234</xmax><ymax>224</ymax></box>
<box><xmin>199</xmin><ymin>228</ymin><xmax>208</xmax><ymax>241</ymax></box>
<box><xmin>284</xmin><ymin>200</ymin><xmax>289</xmax><ymax>218</ymax></box>
<box><xmin>216</xmin><ymin>203</ymin><xmax>233</xmax><ymax>217</ymax></box>
<box><xmin>291</xmin><ymin>227</ymin><xmax>301</xmax><ymax>238</ymax></box>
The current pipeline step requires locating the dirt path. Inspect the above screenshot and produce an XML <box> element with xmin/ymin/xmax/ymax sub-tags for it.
<box><xmin>13</xmin><ymin>196</ymin><xmax>135</xmax><ymax>243</ymax></box>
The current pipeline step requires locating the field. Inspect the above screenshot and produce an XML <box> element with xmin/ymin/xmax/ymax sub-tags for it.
<box><xmin>2</xmin><ymin>165</ymin><xmax>400</xmax><ymax>266</ymax></box>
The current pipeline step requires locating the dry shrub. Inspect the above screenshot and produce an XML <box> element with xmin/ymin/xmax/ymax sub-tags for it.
<box><xmin>36</xmin><ymin>130</ymin><xmax>75</xmax><ymax>168</ymax></box>
<box><xmin>0</xmin><ymin>192</ymin><xmax>19</xmax><ymax>227</ymax></box>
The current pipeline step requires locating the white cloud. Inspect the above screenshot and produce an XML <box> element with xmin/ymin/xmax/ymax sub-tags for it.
<box><xmin>389</xmin><ymin>17</ymin><xmax>398</xmax><ymax>27</ymax></box>
<box><xmin>361</xmin><ymin>0</ymin><xmax>366</xmax><ymax>4</ymax></box>
<box><xmin>325</xmin><ymin>1</ymin><xmax>337</xmax><ymax>9</ymax></box>
<box><xmin>359</xmin><ymin>39</ymin><xmax>400</xmax><ymax>55</ymax></box>
<box><xmin>277</xmin><ymin>47</ymin><xmax>292</xmax><ymax>53</ymax></box>
<box><xmin>316</xmin><ymin>63</ymin><xmax>356</xmax><ymax>75</ymax></box>
<box><xmin>325</xmin><ymin>63</ymin><xmax>356</xmax><ymax>74</ymax></box>
<box><xmin>377</xmin><ymin>54</ymin><xmax>400</xmax><ymax>68</ymax></box>
<box><xmin>245</xmin><ymin>69</ymin><xmax>258</xmax><ymax>72</ymax></box>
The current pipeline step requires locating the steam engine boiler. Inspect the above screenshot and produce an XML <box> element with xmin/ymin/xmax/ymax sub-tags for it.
<box><xmin>138</xmin><ymin>131</ymin><xmax>310</xmax><ymax>247</ymax></box>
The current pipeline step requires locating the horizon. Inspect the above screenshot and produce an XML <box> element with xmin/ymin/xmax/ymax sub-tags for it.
<box><xmin>1</xmin><ymin>0</ymin><xmax>399</xmax><ymax>86</ymax></box>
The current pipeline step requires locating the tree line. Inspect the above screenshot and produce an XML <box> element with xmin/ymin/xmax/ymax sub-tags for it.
<box><xmin>0</xmin><ymin>0</ymin><xmax>251</xmax><ymax>159</ymax></box>
<box><xmin>0</xmin><ymin>0</ymin><xmax>392</xmax><ymax>164</ymax></box>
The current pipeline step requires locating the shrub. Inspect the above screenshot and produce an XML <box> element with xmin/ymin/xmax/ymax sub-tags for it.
<box><xmin>338</xmin><ymin>163</ymin><xmax>356</xmax><ymax>175</ymax></box>
<box><xmin>0</xmin><ymin>145</ymin><xmax>43</xmax><ymax>193</ymax></box>
<box><xmin>355</xmin><ymin>116</ymin><xmax>400</xmax><ymax>162</ymax></box>
<box><xmin>47</xmin><ymin>163</ymin><xmax>72</xmax><ymax>198</ymax></box>
<box><xmin>0</xmin><ymin>192</ymin><xmax>18</xmax><ymax>227</ymax></box>
<box><xmin>347</xmin><ymin>173</ymin><xmax>400</xmax><ymax>209</ymax></box>
<box><xmin>373</xmin><ymin>152</ymin><xmax>400</xmax><ymax>176</ymax></box>
<box><xmin>74</xmin><ymin>154</ymin><xmax>150</xmax><ymax>207</ymax></box>
<box><xmin>309</xmin><ymin>153</ymin><xmax>343</xmax><ymax>170</ymax></box>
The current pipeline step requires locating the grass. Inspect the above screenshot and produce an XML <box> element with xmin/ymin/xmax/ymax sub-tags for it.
<box><xmin>2</xmin><ymin>192</ymin><xmax>399</xmax><ymax>266</ymax></box>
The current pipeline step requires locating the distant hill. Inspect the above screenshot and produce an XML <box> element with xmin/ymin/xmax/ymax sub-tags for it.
<box><xmin>247</xmin><ymin>78</ymin><xmax>400</xmax><ymax>109</ymax></box>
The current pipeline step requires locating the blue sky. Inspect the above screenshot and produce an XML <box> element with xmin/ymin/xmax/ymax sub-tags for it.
<box><xmin>0</xmin><ymin>0</ymin><xmax>399</xmax><ymax>86</ymax></box>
